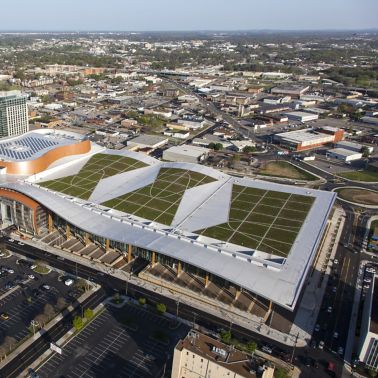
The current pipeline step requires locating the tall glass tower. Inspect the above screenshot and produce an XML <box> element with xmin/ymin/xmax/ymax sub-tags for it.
<box><xmin>0</xmin><ymin>90</ymin><xmax>29</xmax><ymax>138</ymax></box>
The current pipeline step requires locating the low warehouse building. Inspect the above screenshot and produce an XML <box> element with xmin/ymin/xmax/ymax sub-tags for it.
<box><xmin>282</xmin><ymin>111</ymin><xmax>319</xmax><ymax>122</ymax></box>
<box><xmin>274</xmin><ymin>128</ymin><xmax>344</xmax><ymax>151</ymax></box>
<box><xmin>163</xmin><ymin>145</ymin><xmax>209</xmax><ymax>163</ymax></box>
<box><xmin>327</xmin><ymin>148</ymin><xmax>362</xmax><ymax>162</ymax></box>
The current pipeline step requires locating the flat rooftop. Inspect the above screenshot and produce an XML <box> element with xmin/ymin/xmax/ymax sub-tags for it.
<box><xmin>0</xmin><ymin>130</ymin><xmax>84</xmax><ymax>162</ymax></box>
<box><xmin>328</xmin><ymin>148</ymin><xmax>361</xmax><ymax>157</ymax></box>
<box><xmin>275</xmin><ymin>129</ymin><xmax>331</xmax><ymax>143</ymax></box>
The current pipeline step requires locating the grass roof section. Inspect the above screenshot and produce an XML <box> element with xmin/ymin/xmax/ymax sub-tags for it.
<box><xmin>103</xmin><ymin>167</ymin><xmax>215</xmax><ymax>226</ymax></box>
<box><xmin>39</xmin><ymin>153</ymin><xmax>147</xmax><ymax>200</ymax></box>
<box><xmin>198</xmin><ymin>185</ymin><xmax>314</xmax><ymax>257</ymax></box>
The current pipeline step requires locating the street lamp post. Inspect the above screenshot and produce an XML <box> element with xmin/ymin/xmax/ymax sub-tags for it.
<box><xmin>290</xmin><ymin>333</ymin><xmax>299</xmax><ymax>364</ymax></box>
<box><xmin>176</xmin><ymin>299</ymin><xmax>180</xmax><ymax>321</ymax></box>
<box><xmin>30</xmin><ymin>320</ymin><xmax>40</xmax><ymax>336</ymax></box>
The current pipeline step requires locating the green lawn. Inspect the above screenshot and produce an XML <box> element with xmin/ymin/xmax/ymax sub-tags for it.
<box><xmin>199</xmin><ymin>184</ymin><xmax>314</xmax><ymax>257</ymax></box>
<box><xmin>338</xmin><ymin>170</ymin><xmax>378</xmax><ymax>182</ymax></box>
<box><xmin>103</xmin><ymin>168</ymin><xmax>215</xmax><ymax>225</ymax></box>
<box><xmin>39</xmin><ymin>154</ymin><xmax>147</xmax><ymax>200</ymax></box>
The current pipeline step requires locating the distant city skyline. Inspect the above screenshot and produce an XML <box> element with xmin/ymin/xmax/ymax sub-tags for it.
<box><xmin>1</xmin><ymin>0</ymin><xmax>378</xmax><ymax>32</ymax></box>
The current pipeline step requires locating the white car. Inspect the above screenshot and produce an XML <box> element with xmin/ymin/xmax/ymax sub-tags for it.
<box><xmin>318</xmin><ymin>341</ymin><xmax>324</xmax><ymax>350</ymax></box>
<box><xmin>333</xmin><ymin>332</ymin><xmax>339</xmax><ymax>339</ymax></box>
<box><xmin>64</xmin><ymin>279</ymin><xmax>74</xmax><ymax>286</ymax></box>
<box><xmin>17</xmin><ymin>242</ymin><xmax>24</xmax><ymax>246</ymax></box>
<box><xmin>261</xmin><ymin>345</ymin><xmax>272</xmax><ymax>354</ymax></box>
<box><xmin>28</xmin><ymin>274</ymin><xmax>35</xmax><ymax>279</ymax></box>
<box><xmin>42</xmin><ymin>284</ymin><xmax>50</xmax><ymax>290</ymax></box>
<box><xmin>334</xmin><ymin>259</ymin><xmax>339</xmax><ymax>265</ymax></box>
<box><xmin>8</xmin><ymin>239</ymin><xmax>14</xmax><ymax>242</ymax></box>
<box><xmin>366</xmin><ymin>267</ymin><xmax>376</xmax><ymax>274</ymax></box>
<box><xmin>30</xmin><ymin>265</ymin><xmax>37</xmax><ymax>270</ymax></box>
<box><xmin>327</xmin><ymin>306</ymin><xmax>333</xmax><ymax>313</ymax></box>
<box><xmin>364</xmin><ymin>278</ymin><xmax>372</xmax><ymax>283</ymax></box>
<box><xmin>6</xmin><ymin>269</ymin><xmax>14</xmax><ymax>274</ymax></box>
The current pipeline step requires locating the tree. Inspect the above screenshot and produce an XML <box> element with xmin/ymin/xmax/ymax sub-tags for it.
<box><xmin>34</xmin><ymin>313</ymin><xmax>48</xmax><ymax>327</ymax></box>
<box><xmin>208</xmin><ymin>142</ymin><xmax>223</xmax><ymax>151</ymax></box>
<box><xmin>44</xmin><ymin>303</ymin><xmax>55</xmax><ymax>320</ymax></box>
<box><xmin>220</xmin><ymin>330</ymin><xmax>232</xmax><ymax>344</ymax></box>
<box><xmin>156</xmin><ymin>303</ymin><xmax>166</xmax><ymax>315</ymax></box>
<box><xmin>242</xmin><ymin>146</ymin><xmax>256</xmax><ymax>154</ymax></box>
<box><xmin>367</xmin><ymin>369</ymin><xmax>377</xmax><ymax>378</ymax></box>
<box><xmin>75</xmin><ymin>278</ymin><xmax>89</xmax><ymax>292</ymax></box>
<box><xmin>362</xmin><ymin>146</ymin><xmax>371</xmax><ymax>158</ymax></box>
<box><xmin>14</xmin><ymin>70</ymin><xmax>25</xmax><ymax>81</ymax></box>
<box><xmin>138</xmin><ymin>297</ymin><xmax>146</xmax><ymax>306</ymax></box>
<box><xmin>3</xmin><ymin>336</ymin><xmax>16</xmax><ymax>353</ymax></box>
<box><xmin>73</xmin><ymin>316</ymin><xmax>83</xmax><ymax>331</ymax></box>
<box><xmin>84</xmin><ymin>308</ymin><xmax>94</xmax><ymax>320</ymax></box>
<box><xmin>246</xmin><ymin>341</ymin><xmax>257</xmax><ymax>354</ymax></box>
<box><xmin>56</xmin><ymin>297</ymin><xmax>67</xmax><ymax>311</ymax></box>
<box><xmin>274</xmin><ymin>367</ymin><xmax>289</xmax><ymax>378</ymax></box>
<box><xmin>0</xmin><ymin>346</ymin><xmax>7</xmax><ymax>360</ymax></box>
<box><xmin>113</xmin><ymin>292</ymin><xmax>120</xmax><ymax>304</ymax></box>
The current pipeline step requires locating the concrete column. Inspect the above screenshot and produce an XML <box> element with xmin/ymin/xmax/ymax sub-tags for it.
<box><xmin>48</xmin><ymin>213</ymin><xmax>53</xmax><ymax>233</ymax></box>
<box><xmin>268</xmin><ymin>300</ymin><xmax>272</xmax><ymax>312</ymax></box>
<box><xmin>65</xmin><ymin>224</ymin><xmax>70</xmax><ymax>239</ymax></box>
<box><xmin>205</xmin><ymin>273</ymin><xmax>209</xmax><ymax>288</ymax></box>
<box><xmin>127</xmin><ymin>244</ymin><xmax>132</xmax><ymax>263</ymax></box>
<box><xmin>152</xmin><ymin>251</ymin><xmax>156</xmax><ymax>266</ymax></box>
<box><xmin>235</xmin><ymin>288</ymin><xmax>241</xmax><ymax>300</ymax></box>
<box><xmin>177</xmin><ymin>261</ymin><xmax>182</xmax><ymax>277</ymax></box>
<box><xmin>84</xmin><ymin>233</ymin><xmax>90</xmax><ymax>246</ymax></box>
<box><xmin>105</xmin><ymin>238</ymin><xmax>110</xmax><ymax>252</ymax></box>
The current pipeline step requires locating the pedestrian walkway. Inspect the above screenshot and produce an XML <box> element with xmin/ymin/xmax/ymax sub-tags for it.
<box><xmin>10</xmin><ymin>223</ymin><xmax>339</xmax><ymax>348</ymax></box>
<box><xmin>290</xmin><ymin>206</ymin><xmax>345</xmax><ymax>344</ymax></box>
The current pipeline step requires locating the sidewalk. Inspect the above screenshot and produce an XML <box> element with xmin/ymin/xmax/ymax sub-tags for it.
<box><xmin>342</xmin><ymin>259</ymin><xmax>370</xmax><ymax>378</ymax></box>
<box><xmin>290</xmin><ymin>206</ymin><xmax>345</xmax><ymax>344</ymax></box>
<box><xmin>9</xmin><ymin>226</ymin><xmax>342</xmax><ymax>348</ymax></box>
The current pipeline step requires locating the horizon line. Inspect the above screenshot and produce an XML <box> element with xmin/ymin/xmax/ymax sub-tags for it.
<box><xmin>0</xmin><ymin>28</ymin><xmax>377</xmax><ymax>33</ymax></box>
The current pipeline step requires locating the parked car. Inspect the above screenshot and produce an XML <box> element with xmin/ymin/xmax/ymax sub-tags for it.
<box><xmin>327</xmin><ymin>306</ymin><xmax>333</xmax><ymax>313</ymax></box>
<box><xmin>338</xmin><ymin>347</ymin><xmax>344</xmax><ymax>356</ymax></box>
<box><xmin>65</xmin><ymin>278</ymin><xmax>74</xmax><ymax>286</ymax></box>
<box><xmin>318</xmin><ymin>341</ymin><xmax>324</xmax><ymax>350</ymax></box>
<box><xmin>28</xmin><ymin>274</ymin><xmax>35</xmax><ymax>280</ymax></box>
<box><xmin>314</xmin><ymin>324</ymin><xmax>320</xmax><ymax>332</ymax></box>
<box><xmin>0</xmin><ymin>312</ymin><xmax>9</xmax><ymax>320</ymax></box>
<box><xmin>333</xmin><ymin>332</ymin><xmax>339</xmax><ymax>339</ymax></box>
<box><xmin>261</xmin><ymin>345</ymin><xmax>272</xmax><ymax>354</ymax></box>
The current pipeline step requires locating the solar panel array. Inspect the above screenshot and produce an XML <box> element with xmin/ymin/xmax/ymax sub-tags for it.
<box><xmin>0</xmin><ymin>135</ymin><xmax>61</xmax><ymax>161</ymax></box>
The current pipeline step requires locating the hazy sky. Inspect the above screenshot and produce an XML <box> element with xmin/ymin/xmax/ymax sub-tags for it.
<box><xmin>1</xmin><ymin>0</ymin><xmax>377</xmax><ymax>31</ymax></box>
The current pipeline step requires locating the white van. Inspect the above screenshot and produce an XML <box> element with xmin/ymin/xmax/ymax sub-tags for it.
<box><xmin>65</xmin><ymin>279</ymin><xmax>74</xmax><ymax>286</ymax></box>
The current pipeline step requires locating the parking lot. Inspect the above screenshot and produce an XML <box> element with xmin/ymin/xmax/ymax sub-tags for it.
<box><xmin>0</xmin><ymin>253</ymin><xmax>84</xmax><ymax>344</ymax></box>
<box><xmin>37</xmin><ymin>302</ymin><xmax>190</xmax><ymax>378</ymax></box>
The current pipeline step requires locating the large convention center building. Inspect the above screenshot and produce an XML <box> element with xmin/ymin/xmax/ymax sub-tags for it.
<box><xmin>0</xmin><ymin>129</ymin><xmax>336</xmax><ymax>334</ymax></box>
